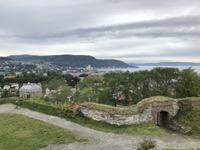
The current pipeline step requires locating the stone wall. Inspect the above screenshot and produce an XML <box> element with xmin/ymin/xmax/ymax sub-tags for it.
<box><xmin>80</xmin><ymin>97</ymin><xmax>179</xmax><ymax>126</ymax></box>
<box><xmin>81</xmin><ymin>106</ymin><xmax>153</xmax><ymax>125</ymax></box>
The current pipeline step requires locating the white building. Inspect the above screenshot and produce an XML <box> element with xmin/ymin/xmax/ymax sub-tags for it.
<box><xmin>10</xmin><ymin>83</ymin><xmax>19</xmax><ymax>89</ymax></box>
<box><xmin>86</xmin><ymin>65</ymin><xmax>94</xmax><ymax>73</ymax></box>
<box><xmin>3</xmin><ymin>85</ymin><xmax>10</xmax><ymax>90</ymax></box>
<box><xmin>19</xmin><ymin>83</ymin><xmax>43</xmax><ymax>98</ymax></box>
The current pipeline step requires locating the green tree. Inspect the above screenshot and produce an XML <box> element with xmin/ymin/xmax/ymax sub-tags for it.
<box><xmin>78</xmin><ymin>75</ymin><xmax>103</xmax><ymax>91</ymax></box>
<box><xmin>64</xmin><ymin>74</ymin><xmax>80</xmax><ymax>86</ymax></box>
<box><xmin>52</xmin><ymin>85</ymin><xmax>72</xmax><ymax>103</ymax></box>
<box><xmin>75</xmin><ymin>75</ymin><xmax>103</xmax><ymax>102</ymax></box>
<box><xmin>75</xmin><ymin>67</ymin><xmax>200</xmax><ymax>106</ymax></box>
<box><xmin>1</xmin><ymin>89</ymin><xmax>9</xmax><ymax>98</ymax></box>
<box><xmin>176</xmin><ymin>67</ymin><xmax>200</xmax><ymax>98</ymax></box>
<box><xmin>43</xmin><ymin>78</ymin><xmax>65</xmax><ymax>90</ymax></box>
<box><xmin>97</xmin><ymin>88</ymin><xmax>114</xmax><ymax>105</ymax></box>
<box><xmin>129</xmin><ymin>70</ymin><xmax>151</xmax><ymax>104</ymax></box>
<box><xmin>149</xmin><ymin>67</ymin><xmax>179</xmax><ymax>97</ymax></box>
<box><xmin>75</xmin><ymin>88</ymin><xmax>97</xmax><ymax>102</ymax></box>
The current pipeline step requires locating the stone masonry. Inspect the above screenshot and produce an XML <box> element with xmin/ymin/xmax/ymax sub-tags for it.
<box><xmin>80</xmin><ymin>96</ymin><xmax>179</xmax><ymax>126</ymax></box>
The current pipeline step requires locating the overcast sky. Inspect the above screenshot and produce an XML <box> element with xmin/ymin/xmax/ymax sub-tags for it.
<box><xmin>0</xmin><ymin>0</ymin><xmax>200</xmax><ymax>63</ymax></box>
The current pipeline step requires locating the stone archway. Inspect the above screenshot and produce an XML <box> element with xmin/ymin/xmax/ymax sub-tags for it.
<box><xmin>157</xmin><ymin>111</ymin><xmax>170</xmax><ymax>128</ymax></box>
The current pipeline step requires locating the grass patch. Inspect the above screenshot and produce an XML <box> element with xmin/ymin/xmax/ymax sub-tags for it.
<box><xmin>0</xmin><ymin>113</ymin><xmax>79</xmax><ymax>150</ymax></box>
<box><xmin>173</xmin><ymin>97</ymin><xmax>200</xmax><ymax>137</ymax></box>
<box><xmin>0</xmin><ymin>97</ymin><xmax>166</xmax><ymax>136</ymax></box>
<box><xmin>81</xmin><ymin>96</ymin><xmax>177</xmax><ymax>115</ymax></box>
<box><xmin>69</xmin><ymin>114</ymin><xmax>166</xmax><ymax>136</ymax></box>
<box><xmin>1</xmin><ymin>97</ymin><xmax>79</xmax><ymax>118</ymax></box>
<box><xmin>1</xmin><ymin>97</ymin><xmax>166</xmax><ymax>136</ymax></box>
<box><xmin>152</xmin><ymin>148</ymin><xmax>196</xmax><ymax>150</ymax></box>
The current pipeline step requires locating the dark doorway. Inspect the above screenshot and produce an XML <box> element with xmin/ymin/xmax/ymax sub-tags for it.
<box><xmin>157</xmin><ymin>111</ymin><xmax>169</xmax><ymax>128</ymax></box>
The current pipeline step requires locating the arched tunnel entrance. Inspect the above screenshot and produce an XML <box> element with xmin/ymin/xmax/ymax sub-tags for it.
<box><xmin>157</xmin><ymin>111</ymin><xmax>170</xmax><ymax>128</ymax></box>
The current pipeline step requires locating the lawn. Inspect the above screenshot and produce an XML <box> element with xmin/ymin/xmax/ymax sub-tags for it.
<box><xmin>174</xmin><ymin>98</ymin><xmax>200</xmax><ymax>137</ymax></box>
<box><xmin>3</xmin><ymin>97</ymin><xmax>166</xmax><ymax>136</ymax></box>
<box><xmin>0</xmin><ymin>113</ymin><xmax>79</xmax><ymax>150</ymax></box>
<box><xmin>70</xmin><ymin>114</ymin><xmax>166</xmax><ymax>136</ymax></box>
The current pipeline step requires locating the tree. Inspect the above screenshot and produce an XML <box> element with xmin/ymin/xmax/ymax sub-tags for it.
<box><xmin>76</xmin><ymin>75</ymin><xmax>103</xmax><ymax>102</ymax></box>
<box><xmin>1</xmin><ymin>89</ymin><xmax>9</xmax><ymax>98</ymax></box>
<box><xmin>78</xmin><ymin>75</ymin><xmax>103</xmax><ymax>92</ymax></box>
<box><xmin>43</xmin><ymin>78</ymin><xmax>65</xmax><ymax>90</ymax></box>
<box><xmin>103</xmin><ymin>72</ymin><xmax>123</xmax><ymax>93</ymax></box>
<box><xmin>75</xmin><ymin>67</ymin><xmax>200</xmax><ymax>106</ymax></box>
<box><xmin>52</xmin><ymin>85</ymin><xmax>72</xmax><ymax>103</ymax></box>
<box><xmin>175</xmin><ymin>67</ymin><xmax>200</xmax><ymax>98</ymax></box>
<box><xmin>126</xmin><ymin>70</ymin><xmax>150</xmax><ymax>104</ymax></box>
<box><xmin>75</xmin><ymin>88</ymin><xmax>97</xmax><ymax>102</ymax></box>
<box><xmin>149</xmin><ymin>67</ymin><xmax>179</xmax><ymax>97</ymax></box>
<box><xmin>64</xmin><ymin>74</ymin><xmax>80</xmax><ymax>86</ymax></box>
<box><xmin>97</xmin><ymin>88</ymin><xmax>114</xmax><ymax>105</ymax></box>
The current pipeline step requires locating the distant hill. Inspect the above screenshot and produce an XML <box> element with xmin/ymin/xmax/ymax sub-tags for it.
<box><xmin>8</xmin><ymin>55</ymin><xmax>135</xmax><ymax>68</ymax></box>
<box><xmin>0</xmin><ymin>57</ymin><xmax>12</xmax><ymax>61</ymax></box>
<box><xmin>129</xmin><ymin>62</ymin><xmax>200</xmax><ymax>66</ymax></box>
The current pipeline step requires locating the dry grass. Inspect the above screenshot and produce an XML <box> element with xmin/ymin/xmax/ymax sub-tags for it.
<box><xmin>81</xmin><ymin>96</ymin><xmax>177</xmax><ymax>115</ymax></box>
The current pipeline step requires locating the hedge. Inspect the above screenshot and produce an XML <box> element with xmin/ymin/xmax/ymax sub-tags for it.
<box><xmin>0</xmin><ymin>97</ymin><xmax>79</xmax><ymax>119</ymax></box>
<box><xmin>0</xmin><ymin>97</ymin><xmax>17</xmax><ymax>105</ymax></box>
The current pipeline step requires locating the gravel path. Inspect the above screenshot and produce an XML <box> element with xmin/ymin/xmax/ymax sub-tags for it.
<box><xmin>1</xmin><ymin>104</ymin><xmax>200</xmax><ymax>150</ymax></box>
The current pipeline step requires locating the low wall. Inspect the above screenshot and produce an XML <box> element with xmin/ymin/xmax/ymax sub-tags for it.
<box><xmin>81</xmin><ymin>105</ymin><xmax>153</xmax><ymax>125</ymax></box>
<box><xmin>80</xmin><ymin>97</ymin><xmax>179</xmax><ymax>126</ymax></box>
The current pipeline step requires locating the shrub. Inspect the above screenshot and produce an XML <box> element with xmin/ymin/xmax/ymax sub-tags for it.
<box><xmin>0</xmin><ymin>97</ymin><xmax>79</xmax><ymax>119</ymax></box>
<box><xmin>137</xmin><ymin>138</ymin><xmax>156</xmax><ymax>150</ymax></box>
<box><xmin>0</xmin><ymin>97</ymin><xmax>16</xmax><ymax>105</ymax></box>
<box><xmin>19</xmin><ymin>100</ymin><xmax>79</xmax><ymax>118</ymax></box>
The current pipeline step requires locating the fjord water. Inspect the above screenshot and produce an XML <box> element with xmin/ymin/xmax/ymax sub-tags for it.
<box><xmin>97</xmin><ymin>66</ymin><xmax>200</xmax><ymax>74</ymax></box>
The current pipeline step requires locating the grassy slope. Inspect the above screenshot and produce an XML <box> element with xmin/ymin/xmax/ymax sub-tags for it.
<box><xmin>0</xmin><ymin>97</ymin><xmax>166</xmax><ymax>136</ymax></box>
<box><xmin>77</xmin><ymin>96</ymin><xmax>175</xmax><ymax>136</ymax></box>
<box><xmin>70</xmin><ymin>114</ymin><xmax>166</xmax><ymax>136</ymax></box>
<box><xmin>174</xmin><ymin>98</ymin><xmax>200</xmax><ymax>137</ymax></box>
<box><xmin>10</xmin><ymin>97</ymin><xmax>167</xmax><ymax>136</ymax></box>
<box><xmin>152</xmin><ymin>148</ymin><xmax>195</xmax><ymax>150</ymax></box>
<box><xmin>82</xmin><ymin>96</ymin><xmax>176</xmax><ymax>115</ymax></box>
<box><xmin>0</xmin><ymin>113</ymin><xmax>78</xmax><ymax>150</ymax></box>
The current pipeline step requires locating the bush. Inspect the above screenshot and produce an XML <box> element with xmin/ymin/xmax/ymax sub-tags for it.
<box><xmin>137</xmin><ymin>138</ymin><xmax>156</xmax><ymax>150</ymax></box>
<box><xmin>19</xmin><ymin>100</ymin><xmax>79</xmax><ymax>118</ymax></box>
<box><xmin>0</xmin><ymin>97</ymin><xmax>16</xmax><ymax>105</ymax></box>
<box><xmin>0</xmin><ymin>97</ymin><xmax>79</xmax><ymax>119</ymax></box>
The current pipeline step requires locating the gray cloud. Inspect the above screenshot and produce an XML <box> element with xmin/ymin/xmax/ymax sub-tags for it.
<box><xmin>0</xmin><ymin>0</ymin><xmax>200</xmax><ymax>63</ymax></box>
<box><xmin>47</xmin><ymin>15</ymin><xmax>200</xmax><ymax>38</ymax></box>
<box><xmin>1</xmin><ymin>15</ymin><xmax>199</xmax><ymax>43</ymax></box>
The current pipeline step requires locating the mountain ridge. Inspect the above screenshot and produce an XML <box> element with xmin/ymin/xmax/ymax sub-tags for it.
<box><xmin>0</xmin><ymin>57</ymin><xmax>12</xmax><ymax>61</ymax></box>
<box><xmin>8</xmin><ymin>54</ymin><xmax>135</xmax><ymax>68</ymax></box>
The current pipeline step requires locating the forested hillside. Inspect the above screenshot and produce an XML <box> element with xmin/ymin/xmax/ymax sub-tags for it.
<box><xmin>0</xmin><ymin>57</ymin><xmax>12</xmax><ymax>61</ymax></box>
<box><xmin>8</xmin><ymin>55</ymin><xmax>133</xmax><ymax>68</ymax></box>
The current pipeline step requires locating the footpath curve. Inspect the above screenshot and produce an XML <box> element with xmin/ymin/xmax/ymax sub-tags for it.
<box><xmin>0</xmin><ymin>104</ymin><xmax>200</xmax><ymax>150</ymax></box>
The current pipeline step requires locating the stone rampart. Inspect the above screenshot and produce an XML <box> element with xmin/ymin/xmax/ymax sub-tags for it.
<box><xmin>80</xmin><ymin>96</ymin><xmax>179</xmax><ymax>126</ymax></box>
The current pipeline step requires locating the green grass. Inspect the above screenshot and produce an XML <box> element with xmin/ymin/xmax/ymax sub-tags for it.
<box><xmin>0</xmin><ymin>113</ymin><xmax>79</xmax><ymax>150</ymax></box>
<box><xmin>69</xmin><ymin>114</ymin><xmax>166</xmax><ymax>136</ymax></box>
<box><xmin>174</xmin><ymin>98</ymin><xmax>200</xmax><ymax>137</ymax></box>
<box><xmin>81</xmin><ymin>96</ymin><xmax>177</xmax><ymax>115</ymax></box>
<box><xmin>0</xmin><ymin>97</ymin><xmax>166</xmax><ymax>136</ymax></box>
<box><xmin>152</xmin><ymin>148</ymin><xmax>196</xmax><ymax>150</ymax></box>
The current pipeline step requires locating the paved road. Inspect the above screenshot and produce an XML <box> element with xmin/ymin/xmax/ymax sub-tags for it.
<box><xmin>0</xmin><ymin>104</ymin><xmax>200</xmax><ymax>150</ymax></box>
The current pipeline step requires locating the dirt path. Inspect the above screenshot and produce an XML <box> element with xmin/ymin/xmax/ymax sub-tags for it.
<box><xmin>0</xmin><ymin>104</ymin><xmax>200</xmax><ymax>150</ymax></box>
